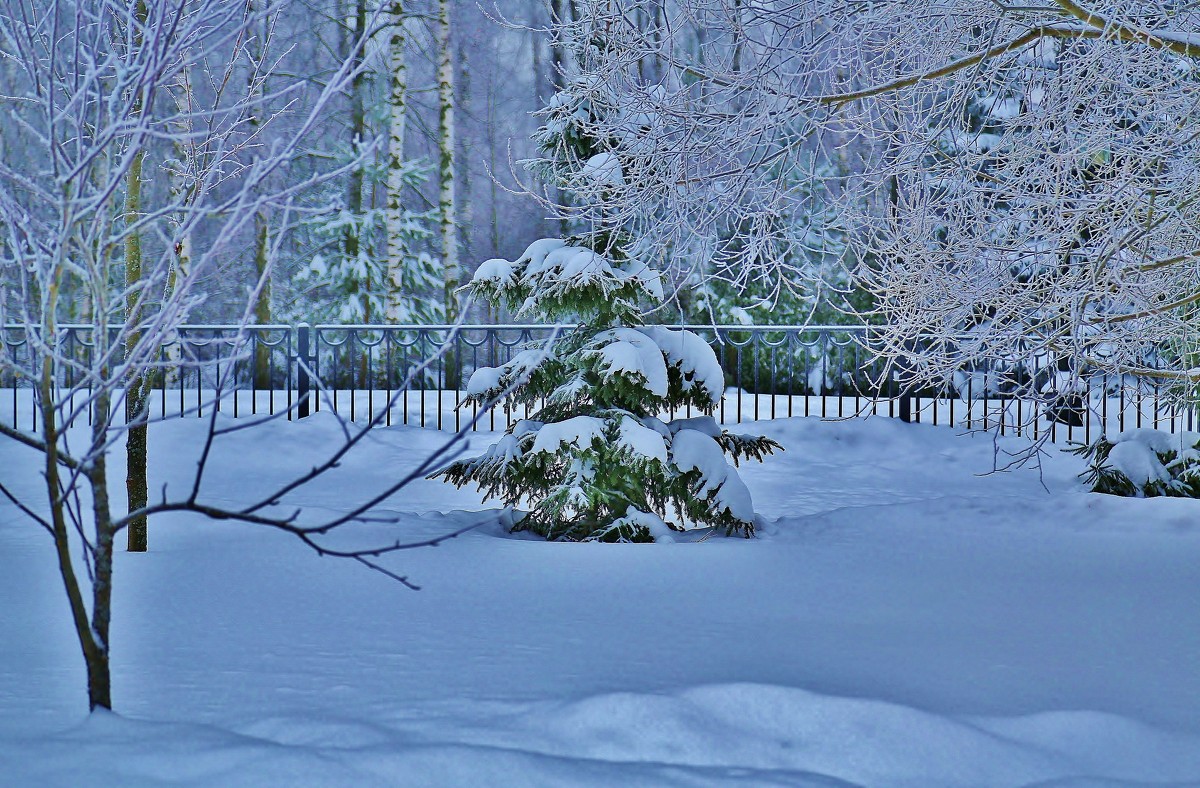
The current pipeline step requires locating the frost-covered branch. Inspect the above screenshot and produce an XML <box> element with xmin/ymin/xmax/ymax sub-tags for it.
<box><xmin>527</xmin><ymin>0</ymin><xmax>1200</xmax><ymax>423</ymax></box>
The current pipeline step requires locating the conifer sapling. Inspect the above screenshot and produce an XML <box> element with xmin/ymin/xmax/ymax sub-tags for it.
<box><xmin>433</xmin><ymin>238</ymin><xmax>780</xmax><ymax>542</ymax></box>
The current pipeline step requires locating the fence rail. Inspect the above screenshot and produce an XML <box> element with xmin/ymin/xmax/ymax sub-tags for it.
<box><xmin>2</xmin><ymin>323</ymin><xmax>1196</xmax><ymax>444</ymax></box>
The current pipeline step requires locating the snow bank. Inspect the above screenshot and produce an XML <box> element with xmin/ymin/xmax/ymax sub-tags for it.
<box><xmin>1107</xmin><ymin>441</ymin><xmax>1172</xmax><ymax>487</ymax></box>
<box><xmin>4</xmin><ymin>413</ymin><xmax>1200</xmax><ymax>785</ymax></box>
<box><xmin>1110</xmin><ymin>427</ymin><xmax>1182</xmax><ymax>455</ymax></box>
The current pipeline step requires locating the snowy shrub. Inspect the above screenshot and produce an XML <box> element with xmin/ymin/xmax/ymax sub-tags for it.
<box><xmin>1072</xmin><ymin>428</ymin><xmax>1200</xmax><ymax>498</ymax></box>
<box><xmin>433</xmin><ymin>238</ymin><xmax>780</xmax><ymax>542</ymax></box>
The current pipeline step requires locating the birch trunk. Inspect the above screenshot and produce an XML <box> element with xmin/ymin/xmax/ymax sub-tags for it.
<box><xmin>437</xmin><ymin>0</ymin><xmax>459</xmax><ymax>385</ymax></box>
<box><xmin>384</xmin><ymin>0</ymin><xmax>408</xmax><ymax>324</ymax></box>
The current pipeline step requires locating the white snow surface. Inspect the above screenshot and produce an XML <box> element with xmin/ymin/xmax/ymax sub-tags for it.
<box><xmin>464</xmin><ymin>365</ymin><xmax>504</xmax><ymax>398</ymax></box>
<box><xmin>557</xmin><ymin>248</ymin><xmax>609</xmax><ymax>283</ymax></box>
<box><xmin>469</xmin><ymin>257</ymin><xmax>516</xmax><ymax>288</ymax></box>
<box><xmin>618</xmin><ymin>259</ymin><xmax>666</xmax><ymax>302</ymax></box>
<box><xmin>612</xmin><ymin>506</ymin><xmax>675</xmax><ymax>544</ymax></box>
<box><xmin>590</xmin><ymin>328</ymin><xmax>669</xmax><ymax>398</ymax></box>
<box><xmin>1111</xmin><ymin>427</ymin><xmax>1193</xmax><ymax>455</ymax></box>
<box><xmin>645</xmin><ymin>327</ymin><xmax>726</xmax><ymax>402</ymax></box>
<box><xmin>581</xmin><ymin>152</ymin><xmax>625</xmax><ymax>188</ymax></box>
<box><xmin>1104</xmin><ymin>428</ymin><xmax>1200</xmax><ymax>490</ymax></box>
<box><xmin>529</xmin><ymin>415</ymin><xmax>606</xmax><ymax>455</ymax></box>
<box><xmin>501</xmin><ymin>237</ymin><xmax>664</xmax><ymax>309</ymax></box>
<box><xmin>669</xmin><ymin>428</ymin><xmax>755</xmax><ymax>523</ymax></box>
<box><xmin>3</xmin><ymin>412</ymin><xmax>1200</xmax><ymax>786</ymax></box>
<box><xmin>1107</xmin><ymin>442</ymin><xmax>1172</xmax><ymax>489</ymax></box>
<box><xmin>514</xmin><ymin>237</ymin><xmax>567</xmax><ymax>273</ymax></box>
<box><xmin>617</xmin><ymin>416</ymin><xmax>668</xmax><ymax>464</ymax></box>
<box><xmin>465</xmin><ymin>349</ymin><xmax>548</xmax><ymax>398</ymax></box>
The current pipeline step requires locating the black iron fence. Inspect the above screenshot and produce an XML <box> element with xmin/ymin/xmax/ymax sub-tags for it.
<box><xmin>2</xmin><ymin>323</ymin><xmax>1195</xmax><ymax>443</ymax></box>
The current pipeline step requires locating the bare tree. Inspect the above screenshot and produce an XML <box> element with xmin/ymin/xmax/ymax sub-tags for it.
<box><xmin>528</xmin><ymin>1</ymin><xmax>1200</xmax><ymax>416</ymax></box>
<box><xmin>837</xmin><ymin>3</ymin><xmax>1200</xmax><ymax>414</ymax></box>
<box><xmin>0</xmin><ymin>0</ymin><xmax>483</xmax><ymax>713</ymax></box>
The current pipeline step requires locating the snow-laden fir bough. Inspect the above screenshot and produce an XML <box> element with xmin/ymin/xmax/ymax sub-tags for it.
<box><xmin>433</xmin><ymin>238</ymin><xmax>780</xmax><ymax>542</ymax></box>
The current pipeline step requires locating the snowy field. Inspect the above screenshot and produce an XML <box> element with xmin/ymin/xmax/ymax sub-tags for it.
<box><xmin>2</xmin><ymin>411</ymin><xmax>1199</xmax><ymax>786</ymax></box>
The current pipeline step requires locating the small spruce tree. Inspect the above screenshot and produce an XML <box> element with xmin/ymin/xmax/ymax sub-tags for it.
<box><xmin>434</xmin><ymin>237</ymin><xmax>779</xmax><ymax>541</ymax></box>
<box><xmin>436</xmin><ymin>36</ymin><xmax>777</xmax><ymax>542</ymax></box>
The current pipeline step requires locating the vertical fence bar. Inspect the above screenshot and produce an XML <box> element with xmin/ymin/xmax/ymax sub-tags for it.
<box><xmin>297</xmin><ymin>323</ymin><xmax>311</xmax><ymax>419</ymax></box>
<box><xmin>454</xmin><ymin>329</ymin><xmax>463</xmax><ymax>433</ymax></box>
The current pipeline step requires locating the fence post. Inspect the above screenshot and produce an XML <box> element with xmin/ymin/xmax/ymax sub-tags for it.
<box><xmin>892</xmin><ymin>363</ymin><xmax>912</xmax><ymax>424</ymax></box>
<box><xmin>297</xmin><ymin>323</ymin><xmax>311</xmax><ymax>419</ymax></box>
<box><xmin>898</xmin><ymin>389</ymin><xmax>912</xmax><ymax>423</ymax></box>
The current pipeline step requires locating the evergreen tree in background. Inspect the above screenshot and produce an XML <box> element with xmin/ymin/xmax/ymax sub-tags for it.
<box><xmin>687</xmin><ymin>156</ymin><xmax>867</xmax><ymax>330</ymax></box>
<box><xmin>294</xmin><ymin>157</ymin><xmax>442</xmax><ymax>324</ymax></box>
<box><xmin>681</xmin><ymin>157</ymin><xmax>876</xmax><ymax>396</ymax></box>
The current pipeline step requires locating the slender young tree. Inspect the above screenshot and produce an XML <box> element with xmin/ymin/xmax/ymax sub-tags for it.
<box><xmin>124</xmin><ymin>0</ymin><xmax>150</xmax><ymax>553</ymax></box>
<box><xmin>0</xmin><ymin>0</ymin><xmax>406</xmax><ymax>712</ymax></box>
<box><xmin>436</xmin><ymin>19</ymin><xmax>779</xmax><ymax>540</ymax></box>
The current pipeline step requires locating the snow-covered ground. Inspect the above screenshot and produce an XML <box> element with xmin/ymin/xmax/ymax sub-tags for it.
<box><xmin>2</xmin><ymin>411</ymin><xmax>1199</xmax><ymax>786</ymax></box>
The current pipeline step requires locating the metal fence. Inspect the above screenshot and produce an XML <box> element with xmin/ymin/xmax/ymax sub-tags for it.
<box><xmin>2</xmin><ymin>323</ymin><xmax>1196</xmax><ymax>443</ymax></box>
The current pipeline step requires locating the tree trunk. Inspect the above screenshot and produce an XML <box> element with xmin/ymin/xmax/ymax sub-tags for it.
<box><xmin>385</xmin><ymin>0</ymin><xmax>408</xmax><ymax>323</ymax></box>
<box><xmin>125</xmin><ymin>0</ymin><xmax>149</xmax><ymax>554</ymax></box>
<box><xmin>249</xmin><ymin>0</ymin><xmax>272</xmax><ymax>388</ymax></box>
<box><xmin>42</xmin><ymin>353</ymin><xmax>111</xmax><ymax>710</ymax></box>
<box><xmin>345</xmin><ymin>0</ymin><xmax>367</xmax><ymax>305</ymax></box>
<box><xmin>87</xmin><ymin>389</ymin><xmax>116</xmax><ymax>711</ymax></box>
<box><xmin>253</xmin><ymin>213</ymin><xmax>272</xmax><ymax>387</ymax></box>
<box><xmin>456</xmin><ymin>37</ymin><xmax>472</xmax><ymax>267</ymax></box>
<box><xmin>437</xmin><ymin>0</ymin><xmax>460</xmax><ymax>386</ymax></box>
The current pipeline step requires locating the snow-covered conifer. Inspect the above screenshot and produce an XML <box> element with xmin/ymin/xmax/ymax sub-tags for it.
<box><xmin>1072</xmin><ymin>429</ymin><xmax>1200</xmax><ymax>499</ymax></box>
<box><xmin>435</xmin><ymin>237</ymin><xmax>779</xmax><ymax>541</ymax></box>
<box><xmin>436</xmin><ymin>17</ymin><xmax>777</xmax><ymax>541</ymax></box>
